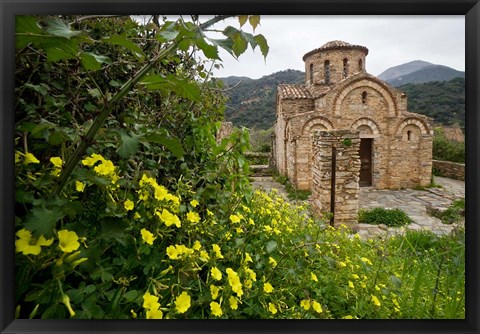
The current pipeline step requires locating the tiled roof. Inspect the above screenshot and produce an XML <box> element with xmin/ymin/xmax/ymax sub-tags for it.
<box><xmin>278</xmin><ymin>84</ymin><xmax>312</xmax><ymax>100</ymax></box>
<box><xmin>303</xmin><ymin>40</ymin><xmax>369</xmax><ymax>60</ymax></box>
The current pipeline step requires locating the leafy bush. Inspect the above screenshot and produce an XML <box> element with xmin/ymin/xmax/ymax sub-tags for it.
<box><xmin>432</xmin><ymin>128</ymin><xmax>465</xmax><ymax>163</ymax></box>
<box><xmin>440</xmin><ymin>198</ymin><xmax>465</xmax><ymax>224</ymax></box>
<box><xmin>358</xmin><ymin>208</ymin><xmax>413</xmax><ymax>227</ymax></box>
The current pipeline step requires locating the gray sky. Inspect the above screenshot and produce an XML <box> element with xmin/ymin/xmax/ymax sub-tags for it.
<box><xmin>208</xmin><ymin>15</ymin><xmax>465</xmax><ymax>79</ymax></box>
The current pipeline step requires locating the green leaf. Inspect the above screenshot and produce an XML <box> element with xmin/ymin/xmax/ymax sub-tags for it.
<box><xmin>102</xmin><ymin>35</ymin><xmax>145</xmax><ymax>59</ymax></box>
<box><xmin>44</xmin><ymin>38</ymin><xmax>79</xmax><ymax>62</ymax></box>
<box><xmin>24</xmin><ymin>206</ymin><xmax>66</xmax><ymax>238</ymax></box>
<box><xmin>139</xmin><ymin>74</ymin><xmax>166</xmax><ymax>90</ymax></box>
<box><xmin>24</xmin><ymin>83</ymin><xmax>50</xmax><ymax>96</ymax></box>
<box><xmin>87</xmin><ymin>88</ymin><xmax>102</xmax><ymax>99</ymax></box>
<box><xmin>166</xmin><ymin>75</ymin><xmax>201</xmax><ymax>102</ymax></box>
<box><xmin>123</xmin><ymin>290</ymin><xmax>139</xmax><ymax>302</ymax></box>
<box><xmin>248</xmin><ymin>15</ymin><xmax>261</xmax><ymax>32</ymax></box>
<box><xmin>266</xmin><ymin>240</ymin><xmax>277</xmax><ymax>253</ymax></box>
<box><xmin>15</xmin><ymin>16</ymin><xmax>46</xmax><ymax>49</ymax></box>
<box><xmin>48</xmin><ymin>129</ymin><xmax>70</xmax><ymax>146</ymax></box>
<box><xmin>157</xmin><ymin>30</ymin><xmax>180</xmax><ymax>43</ymax></box>
<box><xmin>231</xmin><ymin>32</ymin><xmax>248</xmax><ymax>58</ymax></box>
<box><xmin>145</xmin><ymin>133</ymin><xmax>185</xmax><ymax>160</ymax></box>
<box><xmin>238</xmin><ymin>15</ymin><xmax>248</xmax><ymax>28</ymax></box>
<box><xmin>46</xmin><ymin>18</ymin><xmax>83</xmax><ymax>39</ymax></box>
<box><xmin>80</xmin><ymin>52</ymin><xmax>111</xmax><ymax>71</ymax></box>
<box><xmin>210</xmin><ymin>38</ymin><xmax>235</xmax><ymax>58</ymax></box>
<box><xmin>254</xmin><ymin>34</ymin><xmax>269</xmax><ymax>59</ymax></box>
<box><xmin>196</xmin><ymin>38</ymin><xmax>220</xmax><ymax>60</ymax></box>
<box><xmin>117</xmin><ymin>130</ymin><xmax>141</xmax><ymax>158</ymax></box>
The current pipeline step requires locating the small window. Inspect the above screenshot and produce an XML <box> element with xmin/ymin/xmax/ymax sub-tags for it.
<box><xmin>343</xmin><ymin>58</ymin><xmax>349</xmax><ymax>78</ymax></box>
<box><xmin>407</xmin><ymin>130</ymin><xmax>412</xmax><ymax>141</ymax></box>
<box><xmin>358</xmin><ymin>59</ymin><xmax>363</xmax><ymax>72</ymax></box>
<box><xmin>324</xmin><ymin>60</ymin><xmax>330</xmax><ymax>84</ymax></box>
<box><xmin>362</xmin><ymin>91</ymin><xmax>367</xmax><ymax>104</ymax></box>
<box><xmin>309</xmin><ymin>64</ymin><xmax>314</xmax><ymax>84</ymax></box>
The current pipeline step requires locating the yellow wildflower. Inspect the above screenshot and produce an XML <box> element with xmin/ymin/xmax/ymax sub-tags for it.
<box><xmin>300</xmin><ymin>299</ymin><xmax>310</xmax><ymax>311</ymax></box>
<box><xmin>146</xmin><ymin>308</ymin><xmax>163</xmax><ymax>319</ymax></box>
<box><xmin>193</xmin><ymin>240</ymin><xmax>202</xmax><ymax>251</ymax></box>
<box><xmin>348</xmin><ymin>281</ymin><xmax>355</xmax><ymax>289</ymax></box>
<box><xmin>269</xmin><ymin>257</ymin><xmax>277</xmax><ymax>267</ymax></box>
<box><xmin>81</xmin><ymin>153</ymin><xmax>104</xmax><ymax>166</ymax></box>
<box><xmin>212</xmin><ymin>244</ymin><xmax>224</xmax><ymax>259</ymax></box>
<box><xmin>50</xmin><ymin>157</ymin><xmax>63</xmax><ymax>168</ymax></box>
<box><xmin>211</xmin><ymin>267</ymin><xmax>222</xmax><ymax>281</ymax></box>
<box><xmin>140</xmin><ymin>228</ymin><xmax>156</xmax><ymax>245</ymax></box>
<box><xmin>24</xmin><ymin>152</ymin><xmax>40</xmax><ymax>165</ymax></box>
<box><xmin>75</xmin><ymin>181</ymin><xmax>86</xmax><ymax>192</ymax></box>
<box><xmin>157</xmin><ymin>209</ymin><xmax>181</xmax><ymax>228</ymax></box>
<box><xmin>190</xmin><ymin>199</ymin><xmax>199</xmax><ymax>207</ymax></box>
<box><xmin>311</xmin><ymin>272</ymin><xmax>318</xmax><ymax>282</ymax></box>
<box><xmin>210</xmin><ymin>301</ymin><xmax>223</xmax><ymax>317</ymax></box>
<box><xmin>244</xmin><ymin>252</ymin><xmax>253</xmax><ymax>263</ymax></box>
<box><xmin>134</xmin><ymin>212</ymin><xmax>141</xmax><ymax>220</ymax></box>
<box><xmin>226</xmin><ymin>268</ymin><xmax>243</xmax><ymax>297</ymax></box>
<box><xmin>124</xmin><ymin>199</ymin><xmax>134</xmax><ymax>211</ymax></box>
<box><xmin>229</xmin><ymin>214</ymin><xmax>241</xmax><ymax>223</ymax></box>
<box><xmin>15</xmin><ymin>229</ymin><xmax>53</xmax><ymax>256</ymax></box>
<box><xmin>58</xmin><ymin>230</ymin><xmax>80</xmax><ymax>253</ymax></box>
<box><xmin>268</xmin><ymin>303</ymin><xmax>278</xmax><ymax>314</ymax></box>
<box><xmin>206</xmin><ymin>209</ymin><xmax>214</xmax><ymax>216</ymax></box>
<box><xmin>312</xmin><ymin>301</ymin><xmax>322</xmax><ymax>313</ymax></box>
<box><xmin>245</xmin><ymin>268</ymin><xmax>257</xmax><ymax>281</ymax></box>
<box><xmin>210</xmin><ymin>285</ymin><xmax>220</xmax><ymax>300</ymax></box>
<box><xmin>153</xmin><ymin>184</ymin><xmax>168</xmax><ymax>201</ymax></box>
<box><xmin>351</xmin><ymin>274</ymin><xmax>360</xmax><ymax>280</ymax></box>
<box><xmin>143</xmin><ymin>292</ymin><xmax>160</xmax><ymax>310</ymax></box>
<box><xmin>174</xmin><ymin>291</ymin><xmax>191</xmax><ymax>314</ymax></box>
<box><xmin>93</xmin><ymin>159</ymin><xmax>115</xmax><ymax>176</ymax></box>
<box><xmin>200</xmin><ymin>250</ymin><xmax>210</xmax><ymax>262</ymax></box>
<box><xmin>61</xmin><ymin>293</ymin><xmax>75</xmax><ymax>317</ymax></box>
<box><xmin>338</xmin><ymin>261</ymin><xmax>347</xmax><ymax>268</ymax></box>
<box><xmin>229</xmin><ymin>296</ymin><xmax>238</xmax><ymax>310</ymax></box>
<box><xmin>263</xmin><ymin>282</ymin><xmax>274</xmax><ymax>293</ymax></box>
<box><xmin>371</xmin><ymin>295</ymin><xmax>381</xmax><ymax>307</ymax></box>
<box><xmin>186</xmin><ymin>211</ymin><xmax>200</xmax><ymax>223</ymax></box>
<box><xmin>361</xmin><ymin>257</ymin><xmax>373</xmax><ymax>265</ymax></box>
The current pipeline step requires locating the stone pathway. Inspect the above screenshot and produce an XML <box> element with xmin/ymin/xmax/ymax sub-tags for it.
<box><xmin>251</xmin><ymin>176</ymin><xmax>465</xmax><ymax>238</ymax></box>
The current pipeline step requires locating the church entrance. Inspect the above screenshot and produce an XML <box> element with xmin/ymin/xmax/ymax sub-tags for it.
<box><xmin>359</xmin><ymin>139</ymin><xmax>373</xmax><ymax>187</ymax></box>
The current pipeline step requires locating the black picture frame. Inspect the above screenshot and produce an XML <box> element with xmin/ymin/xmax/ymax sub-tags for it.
<box><xmin>1</xmin><ymin>1</ymin><xmax>478</xmax><ymax>333</ymax></box>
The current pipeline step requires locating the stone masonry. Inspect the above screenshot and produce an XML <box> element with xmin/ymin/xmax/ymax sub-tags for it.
<box><xmin>272</xmin><ymin>41</ymin><xmax>433</xmax><ymax>193</ymax></box>
<box><xmin>311</xmin><ymin>130</ymin><xmax>361</xmax><ymax>226</ymax></box>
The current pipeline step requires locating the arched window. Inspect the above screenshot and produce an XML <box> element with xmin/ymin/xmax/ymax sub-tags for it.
<box><xmin>343</xmin><ymin>58</ymin><xmax>349</xmax><ymax>78</ymax></box>
<box><xmin>358</xmin><ymin>59</ymin><xmax>363</xmax><ymax>72</ymax></box>
<box><xmin>407</xmin><ymin>130</ymin><xmax>412</xmax><ymax>141</ymax></box>
<box><xmin>362</xmin><ymin>91</ymin><xmax>367</xmax><ymax>104</ymax></box>
<box><xmin>324</xmin><ymin>60</ymin><xmax>330</xmax><ymax>84</ymax></box>
<box><xmin>309</xmin><ymin>63</ymin><xmax>314</xmax><ymax>84</ymax></box>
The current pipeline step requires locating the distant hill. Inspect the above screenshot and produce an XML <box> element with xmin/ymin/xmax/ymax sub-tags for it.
<box><xmin>221</xmin><ymin>67</ymin><xmax>464</xmax><ymax>130</ymax></box>
<box><xmin>378</xmin><ymin>60</ymin><xmax>464</xmax><ymax>86</ymax></box>
<box><xmin>221</xmin><ymin>69</ymin><xmax>304</xmax><ymax>129</ymax></box>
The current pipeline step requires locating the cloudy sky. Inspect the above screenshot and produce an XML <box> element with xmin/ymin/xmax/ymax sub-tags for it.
<box><xmin>205</xmin><ymin>15</ymin><xmax>465</xmax><ymax>79</ymax></box>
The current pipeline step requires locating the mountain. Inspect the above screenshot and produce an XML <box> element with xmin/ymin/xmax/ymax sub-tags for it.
<box><xmin>377</xmin><ymin>60</ymin><xmax>464</xmax><ymax>86</ymax></box>
<box><xmin>377</xmin><ymin>60</ymin><xmax>433</xmax><ymax>82</ymax></box>
<box><xmin>221</xmin><ymin>69</ymin><xmax>304</xmax><ymax>129</ymax></box>
<box><xmin>221</xmin><ymin>65</ymin><xmax>464</xmax><ymax>130</ymax></box>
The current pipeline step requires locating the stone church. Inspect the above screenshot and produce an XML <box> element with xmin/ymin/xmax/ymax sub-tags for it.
<box><xmin>272</xmin><ymin>40</ymin><xmax>433</xmax><ymax>193</ymax></box>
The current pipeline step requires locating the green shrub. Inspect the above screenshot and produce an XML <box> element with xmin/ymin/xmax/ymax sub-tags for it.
<box><xmin>433</xmin><ymin>128</ymin><xmax>465</xmax><ymax>163</ymax></box>
<box><xmin>440</xmin><ymin>198</ymin><xmax>465</xmax><ymax>224</ymax></box>
<box><xmin>358</xmin><ymin>208</ymin><xmax>413</xmax><ymax>227</ymax></box>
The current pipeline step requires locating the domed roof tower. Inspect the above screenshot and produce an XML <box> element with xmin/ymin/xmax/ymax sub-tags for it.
<box><xmin>303</xmin><ymin>40</ymin><xmax>369</xmax><ymax>91</ymax></box>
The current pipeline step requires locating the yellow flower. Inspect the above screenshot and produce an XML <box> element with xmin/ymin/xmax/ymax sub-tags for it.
<box><xmin>153</xmin><ymin>184</ymin><xmax>168</xmax><ymax>201</ymax></box>
<box><xmin>311</xmin><ymin>272</ymin><xmax>318</xmax><ymax>282</ymax></box>
<box><xmin>226</xmin><ymin>268</ymin><xmax>243</xmax><ymax>297</ymax></box>
<box><xmin>61</xmin><ymin>293</ymin><xmax>75</xmax><ymax>317</ymax></box>
<box><xmin>157</xmin><ymin>209</ymin><xmax>181</xmax><ymax>228</ymax></box>
<box><xmin>338</xmin><ymin>261</ymin><xmax>347</xmax><ymax>267</ymax></box>
<box><xmin>58</xmin><ymin>230</ymin><xmax>80</xmax><ymax>253</ymax></box>
<box><xmin>300</xmin><ymin>299</ymin><xmax>310</xmax><ymax>311</ymax></box>
<box><xmin>229</xmin><ymin>296</ymin><xmax>238</xmax><ymax>310</ymax></box>
<box><xmin>200</xmin><ymin>250</ymin><xmax>210</xmax><ymax>262</ymax></box>
<box><xmin>15</xmin><ymin>151</ymin><xmax>22</xmax><ymax>163</ymax></box>
<box><xmin>193</xmin><ymin>240</ymin><xmax>202</xmax><ymax>251</ymax></box>
<box><xmin>207</xmin><ymin>209</ymin><xmax>214</xmax><ymax>216</ymax></box>
<box><xmin>244</xmin><ymin>252</ymin><xmax>253</xmax><ymax>263</ymax></box>
<box><xmin>348</xmin><ymin>281</ymin><xmax>355</xmax><ymax>289</ymax></box>
<box><xmin>146</xmin><ymin>308</ymin><xmax>163</xmax><ymax>319</ymax></box>
<box><xmin>134</xmin><ymin>212</ymin><xmax>141</xmax><ymax>220</ymax></box>
<box><xmin>269</xmin><ymin>257</ymin><xmax>277</xmax><ymax>267</ymax></box>
<box><xmin>186</xmin><ymin>211</ymin><xmax>200</xmax><ymax>223</ymax></box>
<box><xmin>361</xmin><ymin>257</ymin><xmax>373</xmax><ymax>265</ymax></box>
<box><xmin>371</xmin><ymin>295</ymin><xmax>381</xmax><ymax>307</ymax></box>
<box><xmin>268</xmin><ymin>303</ymin><xmax>278</xmax><ymax>314</ymax></box>
<box><xmin>229</xmin><ymin>214</ymin><xmax>241</xmax><ymax>223</ymax></box>
<box><xmin>15</xmin><ymin>229</ymin><xmax>53</xmax><ymax>256</ymax></box>
<box><xmin>124</xmin><ymin>199</ymin><xmax>134</xmax><ymax>211</ymax></box>
<box><xmin>190</xmin><ymin>199</ymin><xmax>199</xmax><ymax>207</ymax></box>
<box><xmin>211</xmin><ymin>267</ymin><xmax>222</xmax><ymax>281</ymax></box>
<box><xmin>312</xmin><ymin>301</ymin><xmax>322</xmax><ymax>313</ymax></box>
<box><xmin>75</xmin><ymin>181</ymin><xmax>86</xmax><ymax>192</ymax></box>
<box><xmin>210</xmin><ymin>285</ymin><xmax>220</xmax><ymax>300</ymax></box>
<box><xmin>245</xmin><ymin>268</ymin><xmax>257</xmax><ymax>281</ymax></box>
<box><xmin>212</xmin><ymin>244</ymin><xmax>224</xmax><ymax>259</ymax></box>
<box><xmin>210</xmin><ymin>301</ymin><xmax>223</xmax><ymax>317</ymax></box>
<box><xmin>140</xmin><ymin>228</ymin><xmax>156</xmax><ymax>245</ymax></box>
<box><xmin>81</xmin><ymin>153</ymin><xmax>104</xmax><ymax>166</ymax></box>
<box><xmin>50</xmin><ymin>157</ymin><xmax>63</xmax><ymax>168</ymax></box>
<box><xmin>248</xmin><ymin>218</ymin><xmax>255</xmax><ymax>225</ymax></box>
<box><xmin>351</xmin><ymin>274</ymin><xmax>360</xmax><ymax>280</ymax></box>
<box><xmin>263</xmin><ymin>282</ymin><xmax>274</xmax><ymax>293</ymax></box>
<box><xmin>143</xmin><ymin>292</ymin><xmax>160</xmax><ymax>310</ymax></box>
<box><xmin>24</xmin><ymin>152</ymin><xmax>40</xmax><ymax>165</ymax></box>
<box><xmin>174</xmin><ymin>291</ymin><xmax>191</xmax><ymax>314</ymax></box>
<box><xmin>342</xmin><ymin>315</ymin><xmax>354</xmax><ymax>319</ymax></box>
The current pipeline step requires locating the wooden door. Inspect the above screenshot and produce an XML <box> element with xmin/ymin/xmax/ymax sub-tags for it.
<box><xmin>359</xmin><ymin>139</ymin><xmax>372</xmax><ymax>187</ymax></box>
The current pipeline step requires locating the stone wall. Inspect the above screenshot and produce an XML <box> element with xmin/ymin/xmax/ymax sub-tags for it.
<box><xmin>216</xmin><ymin>122</ymin><xmax>233</xmax><ymax>143</ymax></box>
<box><xmin>433</xmin><ymin>160</ymin><xmax>465</xmax><ymax>180</ymax></box>
<box><xmin>310</xmin><ymin>130</ymin><xmax>361</xmax><ymax>227</ymax></box>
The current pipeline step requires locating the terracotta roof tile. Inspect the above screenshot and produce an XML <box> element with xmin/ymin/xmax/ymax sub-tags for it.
<box><xmin>302</xmin><ymin>40</ymin><xmax>369</xmax><ymax>60</ymax></box>
<box><xmin>278</xmin><ymin>84</ymin><xmax>312</xmax><ymax>100</ymax></box>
